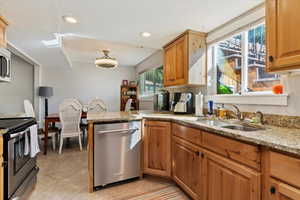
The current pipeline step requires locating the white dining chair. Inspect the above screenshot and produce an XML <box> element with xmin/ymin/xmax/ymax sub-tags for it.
<box><xmin>24</xmin><ymin>100</ymin><xmax>58</xmax><ymax>151</ymax></box>
<box><xmin>59</xmin><ymin>99</ymin><xmax>83</xmax><ymax>154</ymax></box>
<box><xmin>87</xmin><ymin>98</ymin><xmax>107</xmax><ymax>114</ymax></box>
<box><xmin>125</xmin><ymin>99</ymin><xmax>133</xmax><ymax>112</ymax></box>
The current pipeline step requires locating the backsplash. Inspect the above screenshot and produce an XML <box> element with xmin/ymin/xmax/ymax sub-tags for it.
<box><xmin>222</xmin><ymin>110</ymin><xmax>300</xmax><ymax>129</ymax></box>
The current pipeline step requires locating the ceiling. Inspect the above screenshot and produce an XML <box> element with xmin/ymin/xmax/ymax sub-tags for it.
<box><xmin>0</xmin><ymin>0</ymin><xmax>263</xmax><ymax>68</ymax></box>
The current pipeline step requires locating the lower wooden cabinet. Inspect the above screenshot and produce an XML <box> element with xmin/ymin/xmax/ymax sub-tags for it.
<box><xmin>269</xmin><ymin>179</ymin><xmax>300</xmax><ymax>200</ymax></box>
<box><xmin>142</xmin><ymin>121</ymin><xmax>300</xmax><ymax>200</ymax></box>
<box><xmin>143</xmin><ymin>120</ymin><xmax>171</xmax><ymax>177</ymax></box>
<box><xmin>172</xmin><ymin>136</ymin><xmax>202</xmax><ymax>200</ymax></box>
<box><xmin>203</xmin><ymin>151</ymin><xmax>261</xmax><ymax>200</ymax></box>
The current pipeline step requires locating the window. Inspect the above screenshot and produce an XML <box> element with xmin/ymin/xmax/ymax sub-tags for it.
<box><xmin>138</xmin><ymin>66</ymin><xmax>163</xmax><ymax>96</ymax></box>
<box><xmin>213</xmin><ymin>23</ymin><xmax>279</xmax><ymax>95</ymax></box>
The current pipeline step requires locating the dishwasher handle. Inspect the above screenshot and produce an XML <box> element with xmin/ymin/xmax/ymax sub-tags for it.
<box><xmin>95</xmin><ymin>128</ymin><xmax>139</xmax><ymax>135</ymax></box>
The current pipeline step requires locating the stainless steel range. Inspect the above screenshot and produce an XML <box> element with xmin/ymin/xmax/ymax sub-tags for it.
<box><xmin>1</xmin><ymin>118</ymin><xmax>39</xmax><ymax>200</ymax></box>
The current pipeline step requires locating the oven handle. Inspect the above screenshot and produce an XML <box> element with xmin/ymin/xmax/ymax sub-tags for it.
<box><xmin>96</xmin><ymin>128</ymin><xmax>139</xmax><ymax>135</ymax></box>
<box><xmin>9</xmin><ymin>128</ymin><xmax>29</xmax><ymax>139</ymax></box>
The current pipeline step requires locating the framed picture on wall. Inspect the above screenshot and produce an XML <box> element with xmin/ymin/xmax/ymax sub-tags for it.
<box><xmin>122</xmin><ymin>80</ymin><xmax>128</xmax><ymax>86</ymax></box>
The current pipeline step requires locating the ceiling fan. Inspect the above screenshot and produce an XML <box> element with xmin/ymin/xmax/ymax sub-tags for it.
<box><xmin>95</xmin><ymin>50</ymin><xmax>118</xmax><ymax>68</ymax></box>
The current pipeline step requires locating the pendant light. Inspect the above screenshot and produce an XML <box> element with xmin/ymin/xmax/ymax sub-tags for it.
<box><xmin>95</xmin><ymin>50</ymin><xmax>118</xmax><ymax>68</ymax></box>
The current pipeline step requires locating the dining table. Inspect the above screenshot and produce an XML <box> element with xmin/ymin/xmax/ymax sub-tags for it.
<box><xmin>44</xmin><ymin>112</ymin><xmax>87</xmax><ymax>155</ymax></box>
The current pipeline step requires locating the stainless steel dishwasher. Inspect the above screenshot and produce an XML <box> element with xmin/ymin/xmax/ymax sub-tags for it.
<box><xmin>94</xmin><ymin>121</ymin><xmax>141</xmax><ymax>187</ymax></box>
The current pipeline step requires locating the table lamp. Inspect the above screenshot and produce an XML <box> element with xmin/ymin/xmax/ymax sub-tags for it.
<box><xmin>38</xmin><ymin>86</ymin><xmax>53</xmax><ymax>117</ymax></box>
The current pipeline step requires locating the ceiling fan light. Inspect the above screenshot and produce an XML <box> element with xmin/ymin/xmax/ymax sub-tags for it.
<box><xmin>95</xmin><ymin>58</ymin><xmax>118</xmax><ymax>68</ymax></box>
<box><xmin>95</xmin><ymin>50</ymin><xmax>118</xmax><ymax>68</ymax></box>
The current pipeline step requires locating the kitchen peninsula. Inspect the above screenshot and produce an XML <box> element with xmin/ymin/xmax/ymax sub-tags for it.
<box><xmin>88</xmin><ymin>111</ymin><xmax>300</xmax><ymax>200</ymax></box>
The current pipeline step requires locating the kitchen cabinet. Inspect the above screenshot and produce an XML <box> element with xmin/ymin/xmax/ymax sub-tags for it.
<box><xmin>0</xmin><ymin>16</ymin><xmax>8</xmax><ymax>48</ymax></box>
<box><xmin>266</xmin><ymin>0</ymin><xmax>300</xmax><ymax>72</ymax></box>
<box><xmin>143</xmin><ymin>120</ymin><xmax>171</xmax><ymax>177</ymax></box>
<box><xmin>203</xmin><ymin>151</ymin><xmax>261</xmax><ymax>200</ymax></box>
<box><xmin>269</xmin><ymin>179</ymin><xmax>300</xmax><ymax>200</ymax></box>
<box><xmin>172</xmin><ymin>136</ymin><xmax>202</xmax><ymax>200</ymax></box>
<box><xmin>163</xmin><ymin>30</ymin><xmax>207</xmax><ymax>87</ymax></box>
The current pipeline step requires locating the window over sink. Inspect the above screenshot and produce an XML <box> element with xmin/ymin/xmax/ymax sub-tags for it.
<box><xmin>211</xmin><ymin>23</ymin><xmax>280</xmax><ymax>95</ymax></box>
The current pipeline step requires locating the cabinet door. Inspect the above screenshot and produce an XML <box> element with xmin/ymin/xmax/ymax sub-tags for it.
<box><xmin>164</xmin><ymin>45</ymin><xmax>176</xmax><ymax>86</ymax></box>
<box><xmin>0</xmin><ymin>18</ymin><xmax>7</xmax><ymax>48</ymax></box>
<box><xmin>172</xmin><ymin>137</ymin><xmax>202</xmax><ymax>200</ymax></box>
<box><xmin>267</xmin><ymin>0</ymin><xmax>300</xmax><ymax>71</ymax></box>
<box><xmin>269</xmin><ymin>179</ymin><xmax>300</xmax><ymax>200</ymax></box>
<box><xmin>174</xmin><ymin>35</ymin><xmax>188</xmax><ymax>85</ymax></box>
<box><xmin>203</xmin><ymin>151</ymin><xmax>261</xmax><ymax>200</ymax></box>
<box><xmin>143</xmin><ymin>121</ymin><xmax>171</xmax><ymax>177</ymax></box>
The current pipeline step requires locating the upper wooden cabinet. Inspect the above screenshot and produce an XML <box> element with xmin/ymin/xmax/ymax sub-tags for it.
<box><xmin>266</xmin><ymin>0</ymin><xmax>300</xmax><ymax>72</ymax></box>
<box><xmin>143</xmin><ymin>120</ymin><xmax>171</xmax><ymax>177</ymax></box>
<box><xmin>163</xmin><ymin>30</ymin><xmax>207</xmax><ymax>87</ymax></box>
<box><xmin>0</xmin><ymin>16</ymin><xmax>8</xmax><ymax>48</ymax></box>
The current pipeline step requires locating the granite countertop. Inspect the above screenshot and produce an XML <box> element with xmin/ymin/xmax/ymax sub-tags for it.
<box><xmin>88</xmin><ymin>111</ymin><xmax>300</xmax><ymax>156</ymax></box>
<box><xmin>0</xmin><ymin>129</ymin><xmax>7</xmax><ymax>135</ymax></box>
<box><xmin>87</xmin><ymin>112</ymin><xmax>142</xmax><ymax>123</ymax></box>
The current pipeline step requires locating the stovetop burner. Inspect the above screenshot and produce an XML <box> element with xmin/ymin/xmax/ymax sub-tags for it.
<box><xmin>0</xmin><ymin>118</ymin><xmax>36</xmax><ymax>135</ymax></box>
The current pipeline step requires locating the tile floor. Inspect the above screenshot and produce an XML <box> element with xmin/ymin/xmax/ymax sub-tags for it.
<box><xmin>28</xmin><ymin>141</ymin><xmax>189</xmax><ymax>200</ymax></box>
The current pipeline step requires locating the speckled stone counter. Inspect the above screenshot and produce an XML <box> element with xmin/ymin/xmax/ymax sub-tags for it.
<box><xmin>87</xmin><ymin>112</ymin><xmax>142</xmax><ymax>123</ymax></box>
<box><xmin>0</xmin><ymin>129</ymin><xmax>7</xmax><ymax>135</ymax></box>
<box><xmin>87</xmin><ymin>111</ymin><xmax>300</xmax><ymax>156</ymax></box>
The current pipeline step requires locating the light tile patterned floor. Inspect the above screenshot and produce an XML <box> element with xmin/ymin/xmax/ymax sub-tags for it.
<box><xmin>29</xmin><ymin>142</ymin><xmax>190</xmax><ymax>200</ymax></box>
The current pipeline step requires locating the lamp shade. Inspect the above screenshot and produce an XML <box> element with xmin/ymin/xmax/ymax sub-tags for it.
<box><xmin>38</xmin><ymin>86</ymin><xmax>53</xmax><ymax>97</ymax></box>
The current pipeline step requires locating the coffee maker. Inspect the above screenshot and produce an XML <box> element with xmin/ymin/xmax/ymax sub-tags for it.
<box><xmin>154</xmin><ymin>91</ymin><xmax>170</xmax><ymax>112</ymax></box>
<box><xmin>170</xmin><ymin>92</ymin><xmax>194</xmax><ymax>114</ymax></box>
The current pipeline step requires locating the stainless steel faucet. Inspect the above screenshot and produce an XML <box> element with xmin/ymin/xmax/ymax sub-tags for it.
<box><xmin>230</xmin><ymin>104</ymin><xmax>244</xmax><ymax>121</ymax></box>
<box><xmin>255</xmin><ymin>111</ymin><xmax>264</xmax><ymax>125</ymax></box>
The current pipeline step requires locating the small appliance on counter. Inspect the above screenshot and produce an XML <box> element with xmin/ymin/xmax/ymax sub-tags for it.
<box><xmin>171</xmin><ymin>92</ymin><xmax>194</xmax><ymax>114</ymax></box>
<box><xmin>0</xmin><ymin>118</ymin><xmax>39</xmax><ymax>200</ymax></box>
<box><xmin>153</xmin><ymin>91</ymin><xmax>169</xmax><ymax>112</ymax></box>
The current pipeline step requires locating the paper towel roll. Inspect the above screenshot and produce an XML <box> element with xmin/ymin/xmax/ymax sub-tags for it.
<box><xmin>195</xmin><ymin>93</ymin><xmax>204</xmax><ymax>116</ymax></box>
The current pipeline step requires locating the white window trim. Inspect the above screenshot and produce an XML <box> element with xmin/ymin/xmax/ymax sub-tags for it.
<box><xmin>206</xmin><ymin>94</ymin><xmax>288</xmax><ymax>106</ymax></box>
<box><xmin>207</xmin><ymin>23</ymin><xmax>288</xmax><ymax>106</ymax></box>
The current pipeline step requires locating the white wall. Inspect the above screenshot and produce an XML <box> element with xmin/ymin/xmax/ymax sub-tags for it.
<box><xmin>41</xmin><ymin>62</ymin><xmax>136</xmax><ymax>114</ymax></box>
<box><xmin>0</xmin><ymin>53</ymin><xmax>34</xmax><ymax>114</ymax></box>
<box><xmin>135</xmin><ymin>50</ymin><xmax>163</xmax><ymax>75</ymax></box>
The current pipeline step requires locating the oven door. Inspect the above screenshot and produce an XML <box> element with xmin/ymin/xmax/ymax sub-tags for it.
<box><xmin>7</xmin><ymin>128</ymin><xmax>36</xmax><ymax>198</ymax></box>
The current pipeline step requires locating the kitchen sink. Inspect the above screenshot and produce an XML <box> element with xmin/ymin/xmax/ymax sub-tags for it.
<box><xmin>195</xmin><ymin>117</ymin><xmax>266</xmax><ymax>132</ymax></box>
<box><xmin>221</xmin><ymin>124</ymin><xmax>264</xmax><ymax>132</ymax></box>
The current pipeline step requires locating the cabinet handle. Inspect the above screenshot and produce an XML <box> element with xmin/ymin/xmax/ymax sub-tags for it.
<box><xmin>270</xmin><ymin>186</ymin><xmax>276</xmax><ymax>194</ymax></box>
<box><xmin>195</xmin><ymin>151</ymin><xmax>200</xmax><ymax>156</ymax></box>
<box><xmin>269</xmin><ymin>56</ymin><xmax>274</xmax><ymax>62</ymax></box>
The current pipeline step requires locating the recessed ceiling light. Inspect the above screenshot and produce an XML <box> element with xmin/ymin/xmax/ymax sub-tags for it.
<box><xmin>62</xmin><ymin>16</ymin><xmax>77</xmax><ymax>24</ymax></box>
<box><xmin>141</xmin><ymin>32</ymin><xmax>151</xmax><ymax>38</ymax></box>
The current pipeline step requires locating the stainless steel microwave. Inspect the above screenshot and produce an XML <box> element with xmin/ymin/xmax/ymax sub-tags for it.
<box><xmin>0</xmin><ymin>48</ymin><xmax>11</xmax><ymax>82</ymax></box>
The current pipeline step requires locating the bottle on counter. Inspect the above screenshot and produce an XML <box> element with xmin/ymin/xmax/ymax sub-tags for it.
<box><xmin>208</xmin><ymin>100</ymin><xmax>214</xmax><ymax>115</ymax></box>
<box><xmin>219</xmin><ymin>104</ymin><xmax>226</xmax><ymax>119</ymax></box>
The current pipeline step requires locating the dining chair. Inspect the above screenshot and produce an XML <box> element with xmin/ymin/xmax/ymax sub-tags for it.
<box><xmin>24</xmin><ymin>99</ymin><xmax>58</xmax><ymax>151</ymax></box>
<box><xmin>125</xmin><ymin>99</ymin><xmax>133</xmax><ymax>112</ymax></box>
<box><xmin>87</xmin><ymin>98</ymin><xmax>107</xmax><ymax>113</ymax></box>
<box><xmin>58</xmin><ymin>99</ymin><xmax>83</xmax><ymax>154</ymax></box>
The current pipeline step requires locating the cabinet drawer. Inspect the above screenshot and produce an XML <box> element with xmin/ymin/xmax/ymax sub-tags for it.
<box><xmin>270</xmin><ymin>151</ymin><xmax>300</xmax><ymax>188</ymax></box>
<box><xmin>172</xmin><ymin>123</ymin><xmax>202</xmax><ymax>146</ymax></box>
<box><xmin>202</xmin><ymin>132</ymin><xmax>261</xmax><ymax>170</ymax></box>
